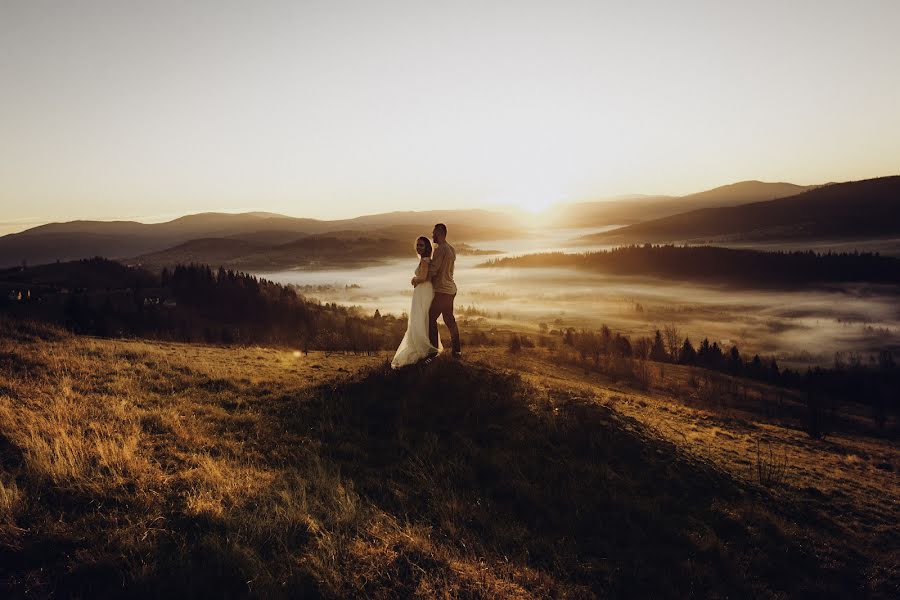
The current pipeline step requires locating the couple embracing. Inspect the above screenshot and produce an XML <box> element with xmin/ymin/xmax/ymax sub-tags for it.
<box><xmin>391</xmin><ymin>223</ymin><xmax>461</xmax><ymax>369</ymax></box>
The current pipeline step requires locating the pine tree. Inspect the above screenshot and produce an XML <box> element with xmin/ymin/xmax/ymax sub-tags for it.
<box><xmin>698</xmin><ymin>338</ymin><xmax>711</xmax><ymax>366</ymax></box>
<box><xmin>650</xmin><ymin>329</ymin><xmax>668</xmax><ymax>362</ymax></box>
<box><xmin>679</xmin><ymin>338</ymin><xmax>697</xmax><ymax>365</ymax></box>
<box><xmin>709</xmin><ymin>342</ymin><xmax>724</xmax><ymax>368</ymax></box>
<box><xmin>728</xmin><ymin>345</ymin><xmax>742</xmax><ymax>374</ymax></box>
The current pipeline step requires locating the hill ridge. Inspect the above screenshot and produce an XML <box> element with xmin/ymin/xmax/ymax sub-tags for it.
<box><xmin>583</xmin><ymin>175</ymin><xmax>900</xmax><ymax>243</ymax></box>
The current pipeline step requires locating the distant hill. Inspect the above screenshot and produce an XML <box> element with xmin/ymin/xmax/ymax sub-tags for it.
<box><xmin>550</xmin><ymin>195</ymin><xmax>676</xmax><ymax>227</ymax></box>
<box><xmin>132</xmin><ymin>238</ymin><xmax>275</xmax><ymax>270</ymax></box>
<box><xmin>681</xmin><ymin>180</ymin><xmax>813</xmax><ymax>205</ymax></box>
<box><xmin>133</xmin><ymin>234</ymin><xmax>414</xmax><ymax>271</ymax></box>
<box><xmin>0</xmin><ymin>209</ymin><xmax>522</xmax><ymax>269</ymax></box>
<box><xmin>479</xmin><ymin>245</ymin><xmax>900</xmax><ymax>289</ymax></box>
<box><xmin>552</xmin><ymin>181</ymin><xmax>817</xmax><ymax>228</ymax></box>
<box><xmin>132</xmin><ymin>229</ymin><xmax>503</xmax><ymax>272</ymax></box>
<box><xmin>581</xmin><ymin>176</ymin><xmax>900</xmax><ymax>244</ymax></box>
<box><xmin>0</xmin><ymin>213</ymin><xmax>318</xmax><ymax>268</ymax></box>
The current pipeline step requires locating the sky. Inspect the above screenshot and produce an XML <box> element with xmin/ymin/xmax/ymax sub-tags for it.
<box><xmin>1</xmin><ymin>0</ymin><xmax>899</xmax><ymax>234</ymax></box>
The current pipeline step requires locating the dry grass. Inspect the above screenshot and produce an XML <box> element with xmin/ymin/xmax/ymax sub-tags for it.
<box><xmin>0</xmin><ymin>322</ymin><xmax>388</xmax><ymax>597</ymax></box>
<box><xmin>750</xmin><ymin>439</ymin><xmax>788</xmax><ymax>488</ymax></box>
<box><xmin>0</xmin><ymin>321</ymin><xmax>897</xmax><ymax>597</ymax></box>
<box><xmin>481</xmin><ymin>347</ymin><xmax>899</xmax><ymax>597</ymax></box>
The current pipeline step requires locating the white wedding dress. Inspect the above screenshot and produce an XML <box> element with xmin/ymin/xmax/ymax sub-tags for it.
<box><xmin>391</xmin><ymin>258</ymin><xmax>441</xmax><ymax>368</ymax></box>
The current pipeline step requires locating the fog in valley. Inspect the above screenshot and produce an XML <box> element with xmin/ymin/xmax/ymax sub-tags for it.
<box><xmin>260</xmin><ymin>227</ymin><xmax>900</xmax><ymax>368</ymax></box>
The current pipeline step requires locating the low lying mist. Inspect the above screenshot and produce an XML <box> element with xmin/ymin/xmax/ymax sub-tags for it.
<box><xmin>261</xmin><ymin>229</ymin><xmax>900</xmax><ymax>368</ymax></box>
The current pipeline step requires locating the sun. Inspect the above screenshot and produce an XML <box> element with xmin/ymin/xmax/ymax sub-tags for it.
<box><xmin>487</xmin><ymin>187</ymin><xmax>562</xmax><ymax>218</ymax></box>
<box><xmin>515</xmin><ymin>193</ymin><xmax>558</xmax><ymax>215</ymax></box>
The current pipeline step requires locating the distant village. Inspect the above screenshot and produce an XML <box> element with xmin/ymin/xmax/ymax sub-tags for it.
<box><xmin>2</xmin><ymin>282</ymin><xmax>177</xmax><ymax>310</ymax></box>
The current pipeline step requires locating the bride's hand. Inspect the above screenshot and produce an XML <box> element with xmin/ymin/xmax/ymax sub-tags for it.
<box><xmin>410</xmin><ymin>277</ymin><xmax>418</xmax><ymax>287</ymax></box>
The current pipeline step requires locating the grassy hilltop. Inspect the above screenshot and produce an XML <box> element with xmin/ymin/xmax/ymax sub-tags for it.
<box><xmin>0</xmin><ymin>320</ymin><xmax>897</xmax><ymax>598</ymax></box>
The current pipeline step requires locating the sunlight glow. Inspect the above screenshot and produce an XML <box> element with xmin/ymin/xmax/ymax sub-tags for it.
<box><xmin>516</xmin><ymin>194</ymin><xmax>559</xmax><ymax>215</ymax></box>
<box><xmin>1</xmin><ymin>2</ymin><xmax>899</xmax><ymax>223</ymax></box>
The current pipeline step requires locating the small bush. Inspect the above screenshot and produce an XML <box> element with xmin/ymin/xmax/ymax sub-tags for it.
<box><xmin>633</xmin><ymin>359</ymin><xmax>651</xmax><ymax>390</ymax></box>
<box><xmin>750</xmin><ymin>439</ymin><xmax>788</xmax><ymax>488</ymax></box>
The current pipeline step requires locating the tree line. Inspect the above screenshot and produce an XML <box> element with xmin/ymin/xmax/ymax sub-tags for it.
<box><xmin>480</xmin><ymin>245</ymin><xmax>900</xmax><ymax>287</ymax></box>
<box><xmin>0</xmin><ymin>258</ymin><xmax>405</xmax><ymax>351</ymax></box>
<box><xmin>538</xmin><ymin>322</ymin><xmax>897</xmax><ymax>433</ymax></box>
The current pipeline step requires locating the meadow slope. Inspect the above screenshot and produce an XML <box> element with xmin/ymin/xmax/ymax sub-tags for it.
<box><xmin>0</xmin><ymin>322</ymin><xmax>896</xmax><ymax>598</ymax></box>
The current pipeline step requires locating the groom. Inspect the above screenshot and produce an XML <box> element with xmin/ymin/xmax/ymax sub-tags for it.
<box><xmin>425</xmin><ymin>223</ymin><xmax>461</xmax><ymax>357</ymax></box>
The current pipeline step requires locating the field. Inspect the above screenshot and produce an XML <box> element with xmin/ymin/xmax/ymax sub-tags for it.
<box><xmin>0</xmin><ymin>320</ymin><xmax>897</xmax><ymax>598</ymax></box>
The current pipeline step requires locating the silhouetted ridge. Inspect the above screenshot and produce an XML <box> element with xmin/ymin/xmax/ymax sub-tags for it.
<box><xmin>587</xmin><ymin>176</ymin><xmax>900</xmax><ymax>243</ymax></box>
<box><xmin>0</xmin><ymin>208</ymin><xmax>522</xmax><ymax>268</ymax></box>
<box><xmin>552</xmin><ymin>180</ymin><xmax>817</xmax><ymax>227</ymax></box>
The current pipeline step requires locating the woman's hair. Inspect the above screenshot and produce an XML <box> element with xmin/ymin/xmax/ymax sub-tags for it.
<box><xmin>415</xmin><ymin>236</ymin><xmax>433</xmax><ymax>258</ymax></box>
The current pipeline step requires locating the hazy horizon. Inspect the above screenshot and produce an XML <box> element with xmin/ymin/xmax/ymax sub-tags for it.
<box><xmin>3</xmin><ymin>1</ymin><xmax>900</xmax><ymax>230</ymax></box>
<box><xmin>0</xmin><ymin>168</ymin><xmax>881</xmax><ymax>234</ymax></box>
<box><xmin>0</xmin><ymin>175</ymin><xmax>876</xmax><ymax>236</ymax></box>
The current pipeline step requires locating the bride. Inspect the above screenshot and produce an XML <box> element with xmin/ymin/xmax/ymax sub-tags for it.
<box><xmin>391</xmin><ymin>236</ymin><xmax>441</xmax><ymax>368</ymax></box>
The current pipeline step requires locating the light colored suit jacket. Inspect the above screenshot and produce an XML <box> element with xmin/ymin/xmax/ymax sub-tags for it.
<box><xmin>428</xmin><ymin>242</ymin><xmax>457</xmax><ymax>295</ymax></box>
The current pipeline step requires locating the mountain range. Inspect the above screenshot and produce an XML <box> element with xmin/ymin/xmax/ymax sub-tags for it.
<box><xmin>551</xmin><ymin>180</ymin><xmax>818</xmax><ymax>227</ymax></box>
<box><xmin>584</xmin><ymin>176</ymin><xmax>900</xmax><ymax>245</ymax></box>
<box><xmin>0</xmin><ymin>210</ymin><xmax>521</xmax><ymax>269</ymax></box>
<box><xmin>3</xmin><ymin>177</ymin><xmax>898</xmax><ymax>269</ymax></box>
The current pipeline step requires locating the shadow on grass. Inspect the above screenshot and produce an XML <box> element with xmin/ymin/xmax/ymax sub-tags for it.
<box><xmin>280</xmin><ymin>356</ymin><xmax>856</xmax><ymax>598</ymax></box>
<box><xmin>0</xmin><ymin>352</ymin><xmax>875</xmax><ymax>598</ymax></box>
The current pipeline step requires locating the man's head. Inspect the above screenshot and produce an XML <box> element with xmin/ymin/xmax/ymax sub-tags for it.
<box><xmin>432</xmin><ymin>223</ymin><xmax>447</xmax><ymax>244</ymax></box>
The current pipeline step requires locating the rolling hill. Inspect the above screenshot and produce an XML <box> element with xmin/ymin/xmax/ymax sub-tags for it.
<box><xmin>552</xmin><ymin>180</ymin><xmax>818</xmax><ymax>228</ymax></box>
<box><xmin>0</xmin><ymin>325</ymin><xmax>895</xmax><ymax>597</ymax></box>
<box><xmin>132</xmin><ymin>234</ymin><xmax>414</xmax><ymax>271</ymax></box>
<box><xmin>0</xmin><ymin>213</ymin><xmax>317</xmax><ymax>268</ymax></box>
<box><xmin>0</xmin><ymin>210</ymin><xmax>522</xmax><ymax>269</ymax></box>
<box><xmin>132</xmin><ymin>231</ymin><xmax>501</xmax><ymax>271</ymax></box>
<box><xmin>581</xmin><ymin>176</ymin><xmax>900</xmax><ymax>244</ymax></box>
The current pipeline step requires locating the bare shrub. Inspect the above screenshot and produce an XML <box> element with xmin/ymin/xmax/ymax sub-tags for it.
<box><xmin>687</xmin><ymin>373</ymin><xmax>700</xmax><ymax>389</ymax></box>
<box><xmin>750</xmin><ymin>439</ymin><xmax>788</xmax><ymax>488</ymax></box>
<box><xmin>663</xmin><ymin>324</ymin><xmax>681</xmax><ymax>362</ymax></box>
<box><xmin>633</xmin><ymin>359</ymin><xmax>651</xmax><ymax>390</ymax></box>
<box><xmin>697</xmin><ymin>373</ymin><xmax>730</xmax><ymax>407</ymax></box>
